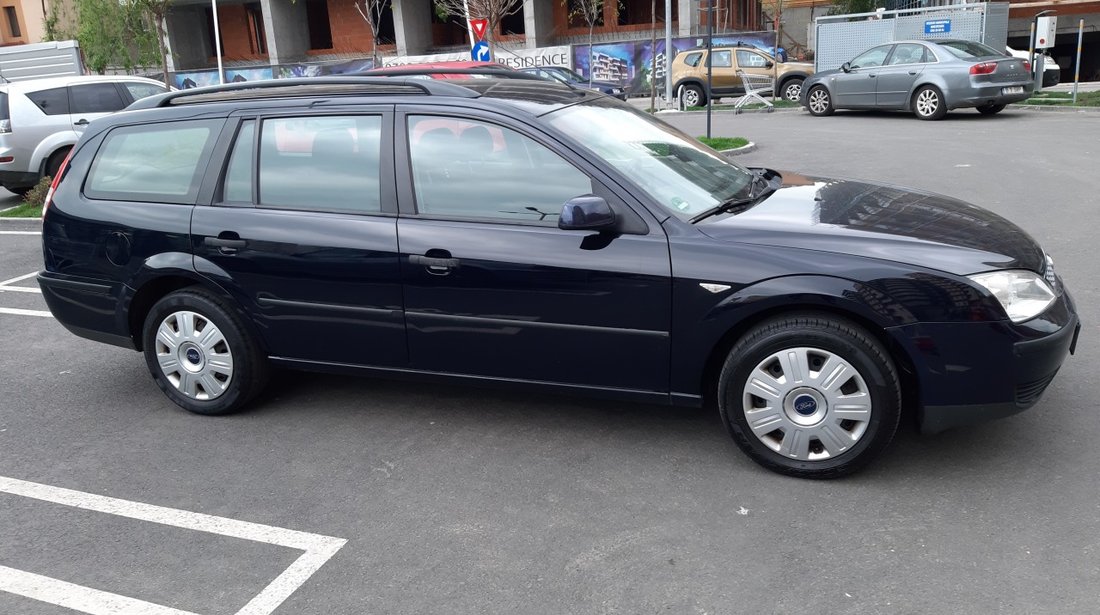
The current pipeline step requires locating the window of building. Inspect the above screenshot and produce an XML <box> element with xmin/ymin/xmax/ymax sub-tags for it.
<box><xmin>500</xmin><ymin>10</ymin><xmax>524</xmax><ymax>35</ymax></box>
<box><xmin>69</xmin><ymin>83</ymin><xmax>127</xmax><ymax>114</ymax></box>
<box><xmin>305</xmin><ymin>0</ymin><xmax>332</xmax><ymax>50</ymax></box>
<box><xmin>246</xmin><ymin>3</ymin><xmax>267</xmax><ymax>55</ymax></box>
<box><xmin>3</xmin><ymin>6</ymin><xmax>20</xmax><ymax>38</ymax></box>
<box><xmin>256</xmin><ymin>116</ymin><xmax>383</xmax><ymax>213</ymax></box>
<box><xmin>27</xmin><ymin>87</ymin><xmax>70</xmax><ymax>116</ymax></box>
<box><xmin>86</xmin><ymin>120</ymin><xmax>221</xmax><ymax>204</ymax></box>
<box><xmin>407</xmin><ymin>116</ymin><xmax>592</xmax><ymax>225</ymax></box>
<box><xmin>204</xmin><ymin>7</ymin><xmax>225</xmax><ymax>56</ymax></box>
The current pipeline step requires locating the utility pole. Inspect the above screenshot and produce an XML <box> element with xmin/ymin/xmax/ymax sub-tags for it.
<box><xmin>704</xmin><ymin>0</ymin><xmax>714</xmax><ymax>138</ymax></box>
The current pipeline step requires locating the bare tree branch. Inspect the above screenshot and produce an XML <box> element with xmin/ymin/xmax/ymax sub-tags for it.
<box><xmin>354</xmin><ymin>0</ymin><xmax>390</xmax><ymax>67</ymax></box>
<box><xmin>433</xmin><ymin>0</ymin><xmax>525</xmax><ymax>58</ymax></box>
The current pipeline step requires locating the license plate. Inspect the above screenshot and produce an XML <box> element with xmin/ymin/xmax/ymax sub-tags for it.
<box><xmin>1002</xmin><ymin>86</ymin><xmax>1025</xmax><ymax>95</ymax></box>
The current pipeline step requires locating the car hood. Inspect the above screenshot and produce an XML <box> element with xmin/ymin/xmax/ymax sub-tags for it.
<box><xmin>697</xmin><ymin>173</ymin><xmax>1045</xmax><ymax>276</ymax></box>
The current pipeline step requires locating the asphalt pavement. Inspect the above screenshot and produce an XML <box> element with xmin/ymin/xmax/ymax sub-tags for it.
<box><xmin>1</xmin><ymin>108</ymin><xmax>1099</xmax><ymax>614</ymax></box>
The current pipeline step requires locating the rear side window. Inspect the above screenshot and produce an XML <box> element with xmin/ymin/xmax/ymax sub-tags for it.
<box><xmin>255</xmin><ymin>115</ymin><xmax>383</xmax><ymax>214</ymax></box>
<box><xmin>85</xmin><ymin>119</ymin><xmax>221</xmax><ymax>204</ymax></box>
<box><xmin>26</xmin><ymin>87</ymin><xmax>70</xmax><ymax>115</ymax></box>
<box><xmin>940</xmin><ymin>40</ymin><xmax>1001</xmax><ymax>60</ymax></box>
<box><xmin>69</xmin><ymin>83</ymin><xmax>126</xmax><ymax>114</ymax></box>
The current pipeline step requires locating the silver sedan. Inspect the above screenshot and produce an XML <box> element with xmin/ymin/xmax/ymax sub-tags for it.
<box><xmin>801</xmin><ymin>39</ymin><xmax>1033</xmax><ymax>120</ymax></box>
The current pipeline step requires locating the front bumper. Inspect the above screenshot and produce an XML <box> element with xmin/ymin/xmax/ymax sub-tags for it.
<box><xmin>888</xmin><ymin>290</ymin><xmax>1079</xmax><ymax>434</ymax></box>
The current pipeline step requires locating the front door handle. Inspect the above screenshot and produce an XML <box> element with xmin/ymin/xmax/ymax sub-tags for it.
<box><xmin>908</xmin><ymin>70</ymin><xmax>918</xmax><ymax>75</ymax></box>
<box><xmin>410</xmin><ymin>253</ymin><xmax>460</xmax><ymax>274</ymax></box>
<box><xmin>73</xmin><ymin>119</ymin><xmax>89</xmax><ymax>126</ymax></box>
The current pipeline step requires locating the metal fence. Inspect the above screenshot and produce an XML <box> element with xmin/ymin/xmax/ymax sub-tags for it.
<box><xmin>814</xmin><ymin>3</ymin><xmax>1010</xmax><ymax>72</ymax></box>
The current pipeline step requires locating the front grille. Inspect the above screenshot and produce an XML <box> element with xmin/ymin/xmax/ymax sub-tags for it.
<box><xmin>1016</xmin><ymin>370</ymin><xmax>1058</xmax><ymax>407</ymax></box>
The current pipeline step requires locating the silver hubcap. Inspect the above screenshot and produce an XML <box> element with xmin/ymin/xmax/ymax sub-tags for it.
<box><xmin>784</xmin><ymin>82</ymin><xmax>802</xmax><ymax>101</ymax></box>
<box><xmin>916</xmin><ymin>90</ymin><xmax>939</xmax><ymax>116</ymax></box>
<box><xmin>155</xmin><ymin>311</ymin><xmax>234</xmax><ymax>401</ymax></box>
<box><xmin>808</xmin><ymin>89</ymin><xmax>829</xmax><ymax>113</ymax></box>
<box><xmin>741</xmin><ymin>347</ymin><xmax>871</xmax><ymax>461</ymax></box>
<box><xmin>684</xmin><ymin>89</ymin><xmax>701</xmax><ymax>107</ymax></box>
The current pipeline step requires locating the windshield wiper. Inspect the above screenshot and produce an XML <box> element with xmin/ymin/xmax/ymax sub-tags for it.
<box><xmin>689</xmin><ymin>169</ymin><xmax>772</xmax><ymax>224</ymax></box>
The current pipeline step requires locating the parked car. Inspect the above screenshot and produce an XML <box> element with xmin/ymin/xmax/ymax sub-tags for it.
<box><xmin>670</xmin><ymin>44</ymin><xmax>814</xmax><ymax>105</ymax></box>
<box><xmin>519</xmin><ymin>66</ymin><xmax>627</xmax><ymax>99</ymax></box>
<box><xmin>38</xmin><ymin>77</ymin><xmax>1078</xmax><ymax>478</ymax></box>
<box><xmin>802</xmin><ymin>39</ymin><xmax>1033</xmax><ymax>120</ymax></box>
<box><xmin>0</xmin><ymin>75</ymin><xmax>169</xmax><ymax>196</ymax></box>
<box><xmin>1007</xmin><ymin>46</ymin><xmax>1060</xmax><ymax>87</ymax></box>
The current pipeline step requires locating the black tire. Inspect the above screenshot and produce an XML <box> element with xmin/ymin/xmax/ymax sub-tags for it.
<box><xmin>5</xmin><ymin>186</ymin><xmax>31</xmax><ymax>197</ymax></box>
<box><xmin>682</xmin><ymin>84</ymin><xmax>706</xmax><ymax>108</ymax></box>
<box><xmin>717</xmin><ymin>314</ymin><xmax>901</xmax><ymax>479</ymax></box>
<box><xmin>44</xmin><ymin>147</ymin><xmax>71</xmax><ymax>179</ymax></box>
<box><xmin>142</xmin><ymin>288</ymin><xmax>268</xmax><ymax>416</ymax></box>
<box><xmin>781</xmin><ymin>77</ymin><xmax>804</xmax><ymax>102</ymax></box>
<box><xmin>977</xmin><ymin>103</ymin><xmax>1006</xmax><ymax>116</ymax></box>
<box><xmin>912</xmin><ymin>85</ymin><xmax>948</xmax><ymax>120</ymax></box>
<box><xmin>805</xmin><ymin>85</ymin><xmax>834</xmax><ymax>116</ymax></box>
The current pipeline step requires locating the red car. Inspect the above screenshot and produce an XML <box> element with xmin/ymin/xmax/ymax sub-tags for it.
<box><xmin>362</xmin><ymin>61</ymin><xmax>514</xmax><ymax>80</ymax></box>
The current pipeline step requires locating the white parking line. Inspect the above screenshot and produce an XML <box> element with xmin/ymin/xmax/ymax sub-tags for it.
<box><xmin>0</xmin><ymin>307</ymin><xmax>51</xmax><ymax>317</ymax></box>
<box><xmin>0</xmin><ymin>271</ymin><xmax>38</xmax><ymax>287</ymax></box>
<box><xmin>0</xmin><ymin>475</ymin><xmax>347</xmax><ymax>615</ymax></box>
<box><xmin>0</xmin><ymin>230</ymin><xmax>41</xmax><ymax>235</ymax></box>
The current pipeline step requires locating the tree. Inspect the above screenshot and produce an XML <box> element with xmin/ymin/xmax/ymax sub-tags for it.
<box><xmin>133</xmin><ymin>0</ymin><xmax>173</xmax><ymax>86</ymax></box>
<box><xmin>564</xmin><ymin>0</ymin><xmax>604</xmax><ymax>86</ymax></box>
<box><xmin>354</xmin><ymin>0</ymin><xmax>391</xmax><ymax>68</ymax></box>
<box><xmin>432</xmin><ymin>0</ymin><xmax>525</xmax><ymax>59</ymax></box>
<box><xmin>68</xmin><ymin>0</ymin><xmax>159</xmax><ymax>74</ymax></box>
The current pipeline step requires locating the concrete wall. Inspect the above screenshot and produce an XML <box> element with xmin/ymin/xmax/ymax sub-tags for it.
<box><xmin>393</xmin><ymin>0</ymin><xmax>431</xmax><ymax>56</ymax></box>
<box><xmin>260</xmin><ymin>0</ymin><xmax>309</xmax><ymax>64</ymax></box>
<box><xmin>523</xmin><ymin>0</ymin><xmax>554</xmax><ymax>49</ymax></box>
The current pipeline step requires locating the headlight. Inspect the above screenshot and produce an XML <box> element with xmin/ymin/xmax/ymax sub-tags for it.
<box><xmin>968</xmin><ymin>270</ymin><xmax>1056</xmax><ymax>323</ymax></box>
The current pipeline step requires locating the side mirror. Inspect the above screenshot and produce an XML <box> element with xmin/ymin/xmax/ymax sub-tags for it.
<box><xmin>841</xmin><ymin>62</ymin><xmax>852</xmax><ymax>73</ymax></box>
<box><xmin>764</xmin><ymin>61</ymin><xmax>774</xmax><ymax>69</ymax></box>
<box><xmin>559</xmin><ymin>195</ymin><xmax>617</xmax><ymax>232</ymax></box>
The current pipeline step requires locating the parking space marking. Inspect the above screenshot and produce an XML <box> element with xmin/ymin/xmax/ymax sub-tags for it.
<box><xmin>0</xmin><ymin>566</ymin><xmax>201</xmax><ymax>615</ymax></box>
<box><xmin>0</xmin><ymin>475</ymin><xmax>347</xmax><ymax>615</ymax></box>
<box><xmin>0</xmin><ymin>231</ymin><xmax>41</xmax><ymax>235</ymax></box>
<box><xmin>0</xmin><ymin>307</ymin><xmax>51</xmax><ymax>317</ymax></box>
<box><xmin>0</xmin><ymin>272</ymin><xmax>40</xmax><ymax>292</ymax></box>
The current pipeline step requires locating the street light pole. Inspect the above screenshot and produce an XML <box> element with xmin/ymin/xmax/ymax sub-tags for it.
<box><xmin>212</xmin><ymin>0</ymin><xmax>225</xmax><ymax>84</ymax></box>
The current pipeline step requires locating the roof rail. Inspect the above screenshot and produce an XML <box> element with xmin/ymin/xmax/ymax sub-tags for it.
<box><xmin>128</xmin><ymin>76</ymin><xmax>481</xmax><ymax>110</ymax></box>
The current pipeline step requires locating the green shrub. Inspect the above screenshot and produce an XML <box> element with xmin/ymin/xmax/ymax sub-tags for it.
<box><xmin>23</xmin><ymin>175</ymin><xmax>53</xmax><ymax>208</ymax></box>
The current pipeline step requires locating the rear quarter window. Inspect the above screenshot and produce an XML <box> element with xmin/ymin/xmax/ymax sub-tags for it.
<box><xmin>84</xmin><ymin>119</ymin><xmax>222</xmax><ymax>204</ymax></box>
<box><xmin>26</xmin><ymin>87</ymin><xmax>70</xmax><ymax>115</ymax></box>
<box><xmin>684</xmin><ymin>52</ymin><xmax>703</xmax><ymax>67</ymax></box>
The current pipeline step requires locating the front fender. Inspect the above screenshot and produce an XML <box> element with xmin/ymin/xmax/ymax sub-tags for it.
<box><xmin>670</xmin><ymin>274</ymin><xmax>918</xmax><ymax>399</ymax></box>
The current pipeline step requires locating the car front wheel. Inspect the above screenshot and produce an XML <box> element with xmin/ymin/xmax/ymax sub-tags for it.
<box><xmin>782</xmin><ymin>78</ymin><xmax>804</xmax><ymax>102</ymax></box>
<box><xmin>806</xmin><ymin>85</ymin><xmax>834</xmax><ymax>116</ymax></box>
<box><xmin>913</xmin><ymin>85</ymin><xmax>948</xmax><ymax>120</ymax></box>
<box><xmin>142</xmin><ymin>288</ymin><xmax>268</xmax><ymax>415</ymax></box>
<box><xmin>718</xmin><ymin>315</ymin><xmax>901</xmax><ymax>478</ymax></box>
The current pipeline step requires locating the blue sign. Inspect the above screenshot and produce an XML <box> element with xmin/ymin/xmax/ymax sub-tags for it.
<box><xmin>924</xmin><ymin>19</ymin><xmax>951</xmax><ymax>34</ymax></box>
<box><xmin>471</xmin><ymin>41</ymin><xmax>491</xmax><ymax>62</ymax></box>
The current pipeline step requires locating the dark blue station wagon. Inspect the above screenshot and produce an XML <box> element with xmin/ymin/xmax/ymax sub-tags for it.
<box><xmin>38</xmin><ymin>77</ymin><xmax>1079</xmax><ymax>478</ymax></box>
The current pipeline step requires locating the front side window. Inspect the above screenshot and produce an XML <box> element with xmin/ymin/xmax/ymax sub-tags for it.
<box><xmin>26</xmin><ymin>87</ymin><xmax>70</xmax><ymax>116</ymax></box>
<box><xmin>736</xmin><ymin>50</ymin><xmax>768</xmax><ymax>68</ymax></box>
<box><xmin>407</xmin><ymin>115</ymin><xmax>592</xmax><ymax>224</ymax></box>
<box><xmin>257</xmin><ymin>115</ymin><xmax>383</xmax><ymax>213</ymax></box>
<box><xmin>850</xmin><ymin>46</ymin><xmax>891</xmax><ymax>69</ymax></box>
<box><xmin>85</xmin><ymin>119</ymin><xmax>220</xmax><ymax>203</ymax></box>
<box><xmin>544</xmin><ymin>100</ymin><xmax>753</xmax><ymax>219</ymax></box>
<box><xmin>69</xmin><ymin>83</ymin><xmax>127</xmax><ymax>114</ymax></box>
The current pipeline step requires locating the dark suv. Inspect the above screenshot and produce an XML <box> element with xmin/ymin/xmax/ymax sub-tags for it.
<box><xmin>39</xmin><ymin>77</ymin><xmax>1079</xmax><ymax>478</ymax></box>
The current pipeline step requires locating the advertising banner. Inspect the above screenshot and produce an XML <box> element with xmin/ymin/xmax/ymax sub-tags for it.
<box><xmin>382</xmin><ymin>46</ymin><xmax>571</xmax><ymax>70</ymax></box>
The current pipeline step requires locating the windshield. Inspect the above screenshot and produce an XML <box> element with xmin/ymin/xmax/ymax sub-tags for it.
<box><xmin>543</xmin><ymin>100</ymin><xmax>754</xmax><ymax>217</ymax></box>
<box><xmin>555</xmin><ymin>67</ymin><xmax>587</xmax><ymax>82</ymax></box>
<box><xmin>940</xmin><ymin>40</ymin><xmax>1001</xmax><ymax>60</ymax></box>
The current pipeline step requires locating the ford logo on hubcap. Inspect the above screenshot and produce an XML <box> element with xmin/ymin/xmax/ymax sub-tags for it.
<box><xmin>186</xmin><ymin>348</ymin><xmax>201</xmax><ymax>364</ymax></box>
<box><xmin>793</xmin><ymin>395</ymin><xmax>818</xmax><ymax>416</ymax></box>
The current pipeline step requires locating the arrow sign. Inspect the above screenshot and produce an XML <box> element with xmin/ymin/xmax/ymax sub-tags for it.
<box><xmin>469</xmin><ymin>18</ymin><xmax>488</xmax><ymax>41</ymax></box>
<box><xmin>471</xmin><ymin>40</ymin><xmax>491</xmax><ymax>62</ymax></box>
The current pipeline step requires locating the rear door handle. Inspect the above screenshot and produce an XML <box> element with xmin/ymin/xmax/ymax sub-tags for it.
<box><xmin>908</xmin><ymin>70</ymin><xmax>918</xmax><ymax>75</ymax></box>
<box><xmin>205</xmin><ymin>236</ymin><xmax>247</xmax><ymax>253</ymax></box>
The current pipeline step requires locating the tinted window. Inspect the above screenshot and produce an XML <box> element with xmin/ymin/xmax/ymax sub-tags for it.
<box><xmin>940</xmin><ymin>40</ymin><xmax>1001</xmax><ymax>60</ymax></box>
<box><xmin>123</xmin><ymin>82</ymin><xmax>169</xmax><ymax>102</ymax></box>
<box><xmin>887</xmin><ymin>43</ymin><xmax>928</xmax><ymax>65</ymax></box>
<box><xmin>709</xmin><ymin>50</ymin><xmax>732</xmax><ymax>68</ymax></box>
<box><xmin>222</xmin><ymin>121</ymin><xmax>254</xmax><ymax>203</ymax></box>
<box><xmin>86</xmin><ymin>119</ymin><xmax>220</xmax><ymax>203</ymax></box>
<box><xmin>26</xmin><ymin>87</ymin><xmax>70</xmax><ymax>115</ymax></box>
<box><xmin>70</xmin><ymin>83</ymin><xmax>127</xmax><ymax>114</ymax></box>
<box><xmin>684</xmin><ymin>52</ymin><xmax>702</xmax><ymax>67</ymax></box>
<box><xmin>851</xmin><ymin>45</ymin><xmax>891</xmax><ymax>69</ymax></box>
<box><xmin>736</xmin><ymin>50</ymin><xmax>768</xmax><ymax>68</ymax></box>
<box><xmin>258</xmin><ymin>115</ymin><xmax>382</xmax><ymax>213</ymax></box>
<box><xmin>407</xmin><ymin>115</ymin><xmax>592</xmax><ymax>224</ymax></box>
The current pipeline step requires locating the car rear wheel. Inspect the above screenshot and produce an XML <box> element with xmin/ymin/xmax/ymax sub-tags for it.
<box><xmin>806</xmin><ymin>85</ymin><xmax>834</xmax><ymax>116</ymax></box>
<box><xmin>782</xmin><ymin>78</ymin><xmax>804</xmax><ymax>102</ymax></box>
<box><xmin>913</xmin><ymin>85</ymin><xmax>947</xmax><ymax>120</ymax></box>
<box><xmin>45</xmin><ymin>148</ymin><xmax>71</xmax><ymax>180</ymax></box>
<box><xmin>681</xmin><ymin>84</ymin><xmax>706</xmax><ymax>108</ymax></box>
<box><xmin>718</xmin><ymin>314</ymin><xmax>901</xmax><ymax>478</ymax></box>
<box><xmin>142</xmin><ymin>288</ymin><xmax>268</xmax><ymax>416</ymax></box>
<box><xmin>977</xmin><ymin>103</ymin><xmax>1006</xmax><ymax>116</ymax></box>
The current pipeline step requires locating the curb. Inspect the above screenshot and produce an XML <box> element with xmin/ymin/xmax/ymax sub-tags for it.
<box><xmin>720</xmin><ymin>141</ymin><xmax>757</xmax><ymax>156</ymax></box>
<box><xmin>658</xmin><ymin>106</ymin><xmax>804</xmax><ymax>116</ymax></box>
<box><xmin>1010</xmin><ymin>104</ymin><xmax>1100</xmax><ymax>113</ymax></box>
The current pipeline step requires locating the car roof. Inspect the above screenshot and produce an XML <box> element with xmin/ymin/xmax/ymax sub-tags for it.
<box><xmin>0</xmin><ymin>74</ymin><xmax>165</xmax><ymax>93</ymax></box>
